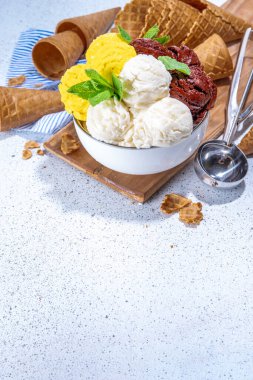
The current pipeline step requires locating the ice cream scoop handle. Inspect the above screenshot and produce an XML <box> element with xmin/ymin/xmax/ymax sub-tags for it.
<box><xmin>225</xmin><ymin>68</ymin><xmax>253</xmax><ymax>145</ymax></box>
<box><xmin>224</xmin><ymin>28</ymin><xmax>253</xmax><ymax>144</ymax></box>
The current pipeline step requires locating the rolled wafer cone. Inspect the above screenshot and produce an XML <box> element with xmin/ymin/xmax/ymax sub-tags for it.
<box><xmin>0</xmin><ymin>87</ymin><xmax>64</xmax><ymax>131</ymax></box>
<box><xmin>32</xmin><ymin>30</ymin><xmax>84</xmax><ymax>80</ymax></box>
<box><xmin>194</xmin><ymin>33</ymin><xmax>233</xmax><ymax>80</ymax></box>
<box><xmin>141</xmin><ymin>0</ymin><xmax>199</xmax><ymax>45</ymax></box>
<box><xmin>56</xmin><ymin>7</ymin><xmax>121</xmax><ymax>49</ymax></box>
<box><xmin>140</xmin><ymin>0</ymin><xmax>167</xmax><ymax>37</ymax></box>
<box><xmin>181</xmin><ymin>0</ymin><xmax>251</xmax><ymax>48</ymax></box>
<box><xmin>114</xmin><ymin>0</ymin><xmax>151</xmax><ymax>39</ymax></box>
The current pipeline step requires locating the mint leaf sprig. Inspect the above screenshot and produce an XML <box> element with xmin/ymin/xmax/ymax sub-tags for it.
<box><xmin>117</xmin><ymin>24</ymin><xmax>170</xmax><ymax>45</ymax></box>
<box><xmin>158</xmin><ymin>56</ymin><xmax>191</xmax><ymax>76</ymax></box>
<box><xmin>67</xmin><ymin>69</ymin><xmax>123</xmax><ymax>107</ymax></box>
<box><xmin>143</xmin><ymin>24</ymin><xmax>160</xmax><ymax>39</ymax></box>
<box><xmin>117</xmin><ymin>25</ymin><xmax>132</xmax><ymax>43</ymax></box>
<box><xmin>143</xmin><ymin>25</ymin><xmax>170</xmax><ymax>44</ymax></box>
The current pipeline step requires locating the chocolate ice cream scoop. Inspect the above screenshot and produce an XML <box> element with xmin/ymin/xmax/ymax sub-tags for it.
<box><xmin>170</xmin><ymin>65</ymin><xmax>217</xmax><ymax>123</ymax></box>
<box><xmin>131</xmin><ymin>39</ymin><xmax>217</xmax><ymax>123</ymax></box>
<box><xmin>167</xmin><ymin>45</ymin><xmax>217</xmax><ymax>123</ymax></box>
<box><xmin>167</xmin><ymin>45</ymin><xmax>200</xmax><ymax>67</ymax></box>
<box><xmin>130</xmin><ymin>38</ymin><xmax>171</xmax><ymax>59</ymax></box>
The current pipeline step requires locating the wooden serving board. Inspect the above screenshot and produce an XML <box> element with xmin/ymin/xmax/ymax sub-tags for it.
<box><xmin>44</xmin><ymin>0</ymin><xmax>253</xmax><ymax>203</ymax></box>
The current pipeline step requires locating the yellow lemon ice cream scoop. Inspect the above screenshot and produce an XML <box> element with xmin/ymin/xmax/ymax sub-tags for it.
<box><xmin>59</xmin><ymin>64</ymin><xmax>90</xmax><ymax>121</ymax></box>
<box><xmin>86</xmin><ymin>33</ymin><xmax>136</xmax><ymax>82</ymax></box>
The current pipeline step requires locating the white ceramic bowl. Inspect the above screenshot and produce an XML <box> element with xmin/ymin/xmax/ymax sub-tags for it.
<box><xmin>74</xmin><ymin>113</ymin><xmax>209</xmax><ymax>175</ymax></box>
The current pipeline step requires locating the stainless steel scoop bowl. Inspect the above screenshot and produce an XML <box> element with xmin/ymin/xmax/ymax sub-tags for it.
<box><xmin>194</xmin><ymin>28</ymin><xmax>253</xmax><ymax>188</ymax></box>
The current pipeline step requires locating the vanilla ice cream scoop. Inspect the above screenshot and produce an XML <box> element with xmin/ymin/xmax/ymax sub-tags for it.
<box><xmin>86</xmin><ymin>98</ymin><xmax>132</xmax><ymax>145</ymax></box>
<box><xmin>133</xmin><ymin>97</ymin><xmax>193</xmax><ymax>148</ymax></box>
<box><xmin>119</xmin><ymin>54</ymin><xmax>171</xmax><ymax>112</ymax></box>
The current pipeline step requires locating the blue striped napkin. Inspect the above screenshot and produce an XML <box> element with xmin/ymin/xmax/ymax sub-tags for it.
<box><xmin>6</xmin><ymin>29</ymin><xmax>86</xmax><ymax>137</ymax></box>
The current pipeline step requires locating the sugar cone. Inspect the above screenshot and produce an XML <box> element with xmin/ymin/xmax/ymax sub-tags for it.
<box><xmin>32</xmin><ymin>31</ymin><xmax>84</xmax><ymax>80</ymax></box>
<box><xmin>146</xmin><ymin>0</ymin><xmax>199</xmax><ymax>45</ymax></box>
<box><xmin>0</xmin><ymin>87</ymin><xmax>64</xmax><ymax>131</ymax></box>
<box><xmin>181</xmin><ymin>0</ymin><xmax>251</xmax><ymax>48</ymax></box>
<box><xmin>140</xmin><ymin>0</ymin><xmax>167</xmax><ymax>37</ymax></box>
<box><xmin>194</xmin><ymin>34</ymin><xmax>233</xmax><ymax>80</ymax></box>
<box><xmin>114</xmin><ymin>0</ymin><xmax>151</xmax><ymax>39</ymax></box>
<box><xmin>56</xmin><ymin>7</ymin><xmax>121</xmax><ymax>49</ymax></box>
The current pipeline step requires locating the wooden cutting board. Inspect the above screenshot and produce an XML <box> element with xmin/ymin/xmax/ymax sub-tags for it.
<box><xmin>44</xmin><ymin>0</ymin><xmax>253</xmax><ymax>203</ymax></box>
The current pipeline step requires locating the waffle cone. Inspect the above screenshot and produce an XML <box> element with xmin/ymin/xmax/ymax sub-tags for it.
<box><xmin>194</xmin><ymin>33</ymin><xmax>233</xmax><ymax>80</ymax></box>
<box><xmin>32</xmin><ymin>31</ymin><xmax>84</xmax><ymax>80</ymax></box>
<box><xmin>114</xmin><ymin>0</ymin><xmax>151</xmax><ymax>39</ymax></box>
<box><xmin>141</xmin><ymin>0</ymin><xmax>199</xmax><ymax>45</ymax></box>
<box><xmin>139</xmin><ymin>0</ymin><xmax>164</xmax><ymax>36</ymax></box>
<box><xmin>182</xmin><ymin>0</ymin><xmax>251</xmax><ymax>48</ymax></box>
<box><xmin>0</xmin><ymin>87</ymin><xmax>63</xmax><ymax>131</ymax></box>
<box><xmin>56</xmin><ymin>7</ymin><xmax>120</xmax><ymax>49</ymax></box>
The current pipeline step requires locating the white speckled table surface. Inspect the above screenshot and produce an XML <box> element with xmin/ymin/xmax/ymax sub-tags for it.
<box><xmin>1</xmin><ymin>0</ymin><xmax>253</xmax><ymax>379</ymax></box>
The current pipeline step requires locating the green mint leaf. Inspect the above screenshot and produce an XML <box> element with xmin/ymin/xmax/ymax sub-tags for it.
<box><xmin>117</xmin><ymin>25</ymin><xmax>132</xmax><ymax>44</ymax></box>
<box><xmin>143</xmin><ymin>24</ymin><xmax>159</xmax><ymax>39</ymax></box>
<box><xmin>112</xmin><ymin>73</ymin><xmax>123</xmax><ymax>100</ymax></box>
<box><xmin>85</xmin><ymin>69</ymin><xmax>113</xmax><ymax>89</ymax></box>
<box><xmin>89</xmin><ymin>89</ymin><xmax>113</xmax><ymax>106</ymax></box>
<box><xmin>154</xmin><ymin>35</ymin><xmax>170</xmax><ymax>44</ymax></box>
<box><xmin>68</xmin><ymin>80</ymin><xmax>104</xmax><ymax>99</ymax></box>
<box><xmin>158</xmin><ymin>56</ymin><xmax>191</xmax><ymax>76</ymax></box>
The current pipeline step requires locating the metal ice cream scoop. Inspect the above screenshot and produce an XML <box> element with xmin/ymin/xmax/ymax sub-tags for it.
<box><xmin>194</xmin><ymin>28</ymin><xmax>253</xmax><ymax>188</ymax></box>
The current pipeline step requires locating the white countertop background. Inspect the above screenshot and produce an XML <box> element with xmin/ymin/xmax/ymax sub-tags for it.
<box><xmin>1</xmin><ymin>1</ymin><xmax>253</xmax><ymax>379</ymax></box>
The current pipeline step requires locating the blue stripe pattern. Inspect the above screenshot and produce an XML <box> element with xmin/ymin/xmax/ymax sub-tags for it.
<box><xmin>6</xmin><ymin>29</ymin><xmax>86</xmax><ymax>135</ymax></box>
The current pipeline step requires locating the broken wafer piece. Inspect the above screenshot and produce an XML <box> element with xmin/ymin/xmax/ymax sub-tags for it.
<box><xmin>22</xmin><ymin>149</ymin><xmax>32</xmax><ymax>160</ymax></box>
<box><xmin>37</xmin><ymin>149</ymin><xmax>45</xmax><ymax>156</ymax></box>
<box><xmin>8</xmin><ymin>75</ymin><xmax>26</xmax><ymax>87</ymax></box>
<box><xmin>179</xmin><ymin>202</ymin><xmax>203</xmax><ymax>224</ymax></box>
<box><xmin>24</xmin><ymin>140</ymin><xmax>40</xmax><ymax>149</ymax></box>
<box><xmin>238</xmin><ymin>127</ymin><xmax>253</xmax><ymax>156</ymax></box>
<box><xmin>160</xmin><ymin>193</ymin><xmax>192</xmax><ymax>214</ymax></box>
<box><xmin>61</xmin><ymin>133</ymin><xmax>80</xmax><ymax>155</ymax></box>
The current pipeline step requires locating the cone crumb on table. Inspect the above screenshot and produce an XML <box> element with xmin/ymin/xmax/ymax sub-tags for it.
<box><xmin>24</xmin><ymin>141</ymin><xmax>40</xmax><ymax>149</ymax></box>
<box><xmin>179</xmin><ymin>202</ymin><xmax>203</xmax><ymax>225</ymax></box>
<box><xmin>22</xmin><ymin>149</ymin><xmax>32</xmax><ymax>160</ymax></box>
<box><xmin>8</xmin><ymin>75</ymin><xmax>26</xmax><ymax>87</ymax></box>
<box><xmin>160</xmin><ymin>194</ymin><xmax>192</xmax><ymax>214</ymax></box>
<box><xmin>37</xmin><ymin>149</ymin><xmax>45</xmax><ymax>156</ymax></box>
<box><xmin>61</xmin><ymin>133</ymin><xmax>80</xmax><ymax>155</ymax></box>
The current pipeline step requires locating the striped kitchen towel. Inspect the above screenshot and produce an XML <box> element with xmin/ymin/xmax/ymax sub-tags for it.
<box><xmin>6</xmin><ymin>28</ymin><xmax>86</xmax><ymax>136</ymax></box>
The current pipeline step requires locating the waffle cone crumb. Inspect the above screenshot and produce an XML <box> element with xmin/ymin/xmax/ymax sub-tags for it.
<box><xmin>179</xmin><ymin>202</ymin><xmax>203</xmax><ymax>224</ymax></box>
<box><xmin>160</xmin><ymin>193</ymin><xmax>192</xmax><ymax>214</ymax></box>
<box><xmin>22</xmin><ymin>149</ymin><xmax>32</xmax><ymax>160</ymax></box>
<box><xmin>8</xmin><ymin>75</ymin><xmax>26</xmax><ymax>87</ymax></box>
<box><xmin>61</xmin><ymin>133</ymin><xmax>80</xmax><ymax>155</ymax></box>
<box><xmin>37</xmin><ymin>149</ymin><xmax>45</xmax><ymax>156</ymax></box>
<box><xmin>24</xmin><ymin>140</ymin><xmax>40</xmax><ymax>149</ymax></box>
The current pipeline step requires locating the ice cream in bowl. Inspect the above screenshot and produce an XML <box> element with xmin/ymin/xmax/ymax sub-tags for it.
<box><xmin>59</xmin><ymin>27</ymin><xmax>217</xmax><ymax>175</ymax></box>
